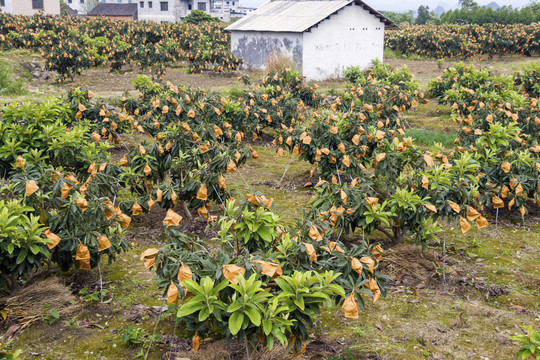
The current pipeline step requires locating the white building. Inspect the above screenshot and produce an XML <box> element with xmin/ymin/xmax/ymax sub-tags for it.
<box><xmin>225</xmin><ymin>0</ymin><xmax>396</xmax><ymax>80</ymax></box>
<box><xmin>0</xmin><ymin>0</ymin><xmax>60</xmax><ymax>15</ymax></box>
<box><xmin>212</xmin><ymin>1</ymin><xmax>253</xmax><ymax>20</ymax></box>
<box><xmin>99</xmin><ymin>0</ymin><xmax>213</xmax><ymax>22</ymax></box>
<box><xmin>64</xmin><ymin>0</ymin><xmax>87</xmax><ymax>14</ymax></box>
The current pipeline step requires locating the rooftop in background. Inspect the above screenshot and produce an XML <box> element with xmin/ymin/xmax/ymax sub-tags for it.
<box><xmin>226</xmin><ymin>0</ymin><xmax>397</xmax><ymax>33</ymax></box>
<box><xmin>86</xmin><ymin>3</ymin><xmax>138</xmax><ymax>19</ymax></box>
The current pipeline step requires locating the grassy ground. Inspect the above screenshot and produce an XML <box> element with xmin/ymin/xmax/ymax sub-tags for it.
<box><xmin>1</xmin><ymin>51</ymin><xmax>539</xmax><ymax>360</ymax></box>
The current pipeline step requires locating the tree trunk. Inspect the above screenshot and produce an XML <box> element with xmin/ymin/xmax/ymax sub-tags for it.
<box><xmin>181</xmin><ymin>200</ymin><xmax>193</xmax><ymax>220</ymax></box>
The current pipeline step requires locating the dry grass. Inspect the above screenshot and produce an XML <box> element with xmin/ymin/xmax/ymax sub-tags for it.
<box><xmin>0</xmin><ymin>277</ymin><xmax>83</xmax><ymax>330</ymax></box>
<box><xmin>265</xmin><ymin>51</ymin><xmax>297</xmax><ymax>74</ymax></box>
<box><xmin>171</xmin><ymin>340</ymin><xmax>311</xmax><ymax>360</ymax></box>
<box><xmin>383</xmin><ymin>244</ymin><xmax>441</xmax><ymax>280</ymax></box>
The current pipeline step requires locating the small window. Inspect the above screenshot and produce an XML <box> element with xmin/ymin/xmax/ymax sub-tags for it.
<box><xmin>140</xmin><ymin>1</ymin><xmax>144</xmax><ymax>7</ymax></box>
<box><xmin>160</xmin><ymin>1</ymin><xmax>168</xmax><ymax>11</ymax></box>
<box><xmin>188</xmin><ymin>4</ymin><xmax>192</xmax><ymax>9</ymax></box>
<box><xmin>32</xmin><ymin>0</ymin><xmax>44</xmax><ymax>9</ymax></box>
<box><xmin>148</xmin><ymin>1</ymin><xmax>152</xmax><ymax>8</ymax></box>
<box><xmin>80</xmin><ymin>0</ymin><xmax>84</xmax><ymax>3</ymax></box>
<box><xmin>0</xmin><ymin>0</ymin><xmax>6</xmax><ymax>5</ymax></box>
<box><xmin>67</xmin><ymin>0</ymin><xmax>72</xmax><ymax>4</ymax></box>
<box><xmin>197</xmin><ymin>2</ymin><xmax>206</xmax><ymax>11</ymax></box>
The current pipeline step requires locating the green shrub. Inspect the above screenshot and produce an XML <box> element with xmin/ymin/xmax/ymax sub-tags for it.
<box><xmin>183</xmin><ymin>10</ymin><xmax>221</xmax><ymax>24</ymax></box>
<box><xmin>511</xmin><ymin>326</ymin><xmax>540</xmax><ymax>359</ymax></box>
<box><xmin>0</xmin><ymin>197</ymin><xmax>48</xmax><ymax>291</ymax></box>
<box><xmin>343</xmin><ymin>65</ymin><xmax>364</xmax><ymax>84</ymax></box>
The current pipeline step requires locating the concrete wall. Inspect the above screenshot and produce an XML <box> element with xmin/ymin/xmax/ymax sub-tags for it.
<box><xmin>0</xmin><ymin>0</ymin><xmax>13</xmax><ymax>14</ymax></box>
<box><xmin>302</xmin><ymin>3</ymin><xmax>385</xmax><ymax>80</ymax></box>
<box><xmin>230</xmin><ymin>31</ymin><xmax>303</xmax><ymax>71</ymax></box>
<box><xmin>10</xmin><ymin>0</ymin><xmax>60</xmax><ymax>15</ymax></box>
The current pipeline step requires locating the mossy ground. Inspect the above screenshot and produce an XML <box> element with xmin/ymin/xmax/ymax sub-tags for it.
<box><xmin>2</xmin><ymin>52</ymin><xmax>539</xmax><ymax>360</ymax></box>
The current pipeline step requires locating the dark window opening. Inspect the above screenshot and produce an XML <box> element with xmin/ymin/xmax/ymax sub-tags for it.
<box><xmin>32</xmin><ymin>0</ymin><xmax>44</xmax><ymax>9</ymax></box>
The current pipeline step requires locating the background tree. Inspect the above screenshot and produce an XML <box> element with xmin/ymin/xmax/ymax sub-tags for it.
<box><xmin>382</xmin><ymin>10</ymin><xmax>415</xmax><ymax>26</ymax></box>
<box><xmin>82</xmin><ymin>0</ymin><xmax>99</xmax><ymax>14</ymax></box>
<box><xmin>459</xmin><ymin>0</ymin><xmax>479</xmax><ymax>10</ymax></box>
<box><xmin>416</xmin><ymin>6</ymin><xmax>438</xmax><ymax>25</ymax></box>
<box><xmin>183</xmin><ymin>9</ymin><xmax>221</xmax><ymax>24</ymax></box>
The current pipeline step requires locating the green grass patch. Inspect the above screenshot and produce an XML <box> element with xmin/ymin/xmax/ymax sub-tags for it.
<box><xmin>405</xmin><ymin>128</ymin><xmax>455</xmax><ymax>148</ymax></box>
<box><xmin>384</xmin><ymin>48</ymin><xmax>428</xmax><ymax>61</ymax></box>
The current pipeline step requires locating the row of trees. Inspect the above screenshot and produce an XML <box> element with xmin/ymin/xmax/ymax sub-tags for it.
<box><xmin>383</xmin><ymin>1</ymin><xmax>540</xmax><ymax>26</ymax></box>
<box><xmin>440</xmin><ymin>2</ymin><xmax>540</xmax><ymax>25</ymax></box>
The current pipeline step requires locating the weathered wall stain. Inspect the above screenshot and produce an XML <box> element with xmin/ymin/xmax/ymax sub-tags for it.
<box><xmin>231</xmin><ymin>32</ymin><xmax>303</xmax><ymax>71</ymax></box>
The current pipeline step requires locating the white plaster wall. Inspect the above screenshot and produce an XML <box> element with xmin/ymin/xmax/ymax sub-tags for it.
<box><xmin>231</xmin><ymin>31</ymin><xmax>303</xmax><ymax>70</ymax></box>
<box><xmin>138</xmin><ymin>0</ymin><xmax>177</xmax><ymax>22</ymax></box>
<box><xmin>11</xmin><ymin>0</ymin><xmax>60</xmax><ymax>15</ymax></box>
<box><xmin>302</xmin><ymin>3</ymin><xmax>385</xmax><ymax>80</ymax></box>
<box><xmin>1</xmin><ymin>0</ymin><xmax>13</xmax><ymax>14</ymax></box>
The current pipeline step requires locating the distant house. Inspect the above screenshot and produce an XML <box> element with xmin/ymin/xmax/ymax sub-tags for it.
<box><xmin>100</xmin><ymin>0</ymin><xmax>249</xmax><ymax>22</ymax></box>
<box><xmin>87</xmin><ymin>3</ymin><xmax>138</xmax><ymax>20</ymax></box>
<box><xmin>0</xmin><ymin>0</ymin><xmax>60</xmax><ymax>16</ymax></box>
<box><xmin>225</xmin><ymin>0</ymin><xmax>396</xmax><ymax>80</ymax></box>
<box><xmin>64</xmin><ymin>0</ymin><xmax>93</xmax><ymax>15</ymax></box>
<box><xmin>99</xmin><ymin>0</ymin><xmax>212</xmax><ymax>22</ymax></box>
